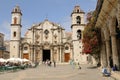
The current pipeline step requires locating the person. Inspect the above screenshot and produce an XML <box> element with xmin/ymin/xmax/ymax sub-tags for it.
<box><xmin>102</xmin><ymin>67</ymin><xmax>111</xmax><ymax>77</ymax></box>
<box><xmin>109</xmin><ymin>56</ymin><xmax>113</xmax><ymax>68</ymax></box>
<box><xmin>112</xmin><ymin>64</ymin><xmax>118</xmax><ymax>71</ymax></box>
<box><xmin>48</xmin><ymin>61</ymin><xmax>52</xmax><ymax>66</ymax></box>
<box><xmin>77</xmin><ymin>62</ymin><xmax>81</xmax><ymax>69</ymax></box>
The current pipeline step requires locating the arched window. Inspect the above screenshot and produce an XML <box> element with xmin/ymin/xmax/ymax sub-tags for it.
<box><xmin>77</xmin><ymin>9</ymin><xmax>79</xmax><ymax>13</ymax></box>
<box><xmin>44</xmin><ymin>29</ymin><xmax>49</xmax><ymax>35</ymax></box>
<box><xmin>14</xmin><ymin>17</ymin><xmax>17</xmax><ymax>24</ymax></box>
<box><xmin>24</xmin><ymin>47</ymin><xmax>28</xmax><ymax>50</ymax></box>
<box><xmin>13</xmin><ymin>31</ymin><xmax>16</xmax><ymax>37</ymax></box>
<box><xmin>76</xmin><ymin>16</ymin><xmax>81</xmax><ymax>24</ymax></box>
<box><xmin>15</xmin><ymin>9</ymin><xmax>17</xmax><ymax>12</ymax></box>
<box><xmin>77</xmin><ymin>30</ymin><xmax>81</xmax><ymax>39</ymax></box>
<box><xmin>65</xmin><ymin>46</ymin><xmax>69</xmax><ymax>50</ymax></box>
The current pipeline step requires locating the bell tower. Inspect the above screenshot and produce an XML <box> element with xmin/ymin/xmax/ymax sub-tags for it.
<box><xmin>71</xmin><ymin>5</ymin><xmax>86</xmax><ymax>63</ymax></box>
<box><xmin>10</xmin><ymin>6</ymin><xmax>22</xmax><ymax>58</ymax></box>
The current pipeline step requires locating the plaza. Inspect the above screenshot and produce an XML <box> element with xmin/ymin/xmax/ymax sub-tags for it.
<box><xmin>0</xmin><ymin>0</ymin><xmax>120</xmax><ymax>80</ymax></box>
<box><xmin>0</xmin><ymin>64</ymin><xmax>115</xmax><ymax>80</ymax></box>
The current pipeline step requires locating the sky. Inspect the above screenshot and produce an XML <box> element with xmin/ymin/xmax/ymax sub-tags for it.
<box><xmin>0</xmin><ymin>0</ymin><xmax>97</xmax><ymax>40</ymax></box>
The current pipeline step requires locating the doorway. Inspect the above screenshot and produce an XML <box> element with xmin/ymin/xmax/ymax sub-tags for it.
<box><xmin>23</xmin><ymin>53</ymin><xmax>29</xmax><ymax>59</ymax></box>
<box><xmin>64</xmin><ymin>53</ymin><xmax>70</xmax><ymax>62</ymax></box>
<box><xmin>42</xmin><ymin>50</ymin><xmax>50</xmax><ymax>61</ymax></box>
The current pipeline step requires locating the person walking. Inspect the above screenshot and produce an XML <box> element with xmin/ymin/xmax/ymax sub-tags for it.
<box><xmin>77</xmin><ymin>62</ymin><xmax>81</xmax><ymax>69</ymax></box>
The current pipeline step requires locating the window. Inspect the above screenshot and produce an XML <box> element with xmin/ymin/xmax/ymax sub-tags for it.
<box><xmin>44</xmin><ymin>29</ymin><xmax>49</xmax><ymax>35</ymax></box>
<box><xmin>77</xmin><ymin>30</ymin><xmax>81</xmax><ymax>39</ymax></box>
<box><xmin>15</xmin><ymin>9</ymin><xmax>17</xmax><ymax>12</ymax></box>
<box><xmin>65</xmin><ymin>46</ymin><xmax>69</xmax><ymax>50</ymax></box>
<box><xmin>77</xmin><ymin>9</ymin><xmax>79</xmax><ymax>13</ymax></box>
<box><xmin>76</xmin><ymin>16</ymin><xmax>81</xmax><ymax>24</ymax></box>
<box><xmin>54</xmin><ymin>34</ymin><xmax>57</xmax><ymax>39</ymax></box>
<box><xmin>14</xmin><ymin>17</ymin><xmax>17</xmax><ymax>24</ymax></box>
<box><xmin>13</xmin><ymin>31</ymin><xmax>16</xmax><ymax>37</ymax></box>
<box><xmin>24</xmin><ymin>47</ymin><xmax>28</xmax><ymax>50</ymax></box>
<box><xmin>54</xmin><ymin>41</ymin><xmax>57</xmax><ymax>44</ymax></box>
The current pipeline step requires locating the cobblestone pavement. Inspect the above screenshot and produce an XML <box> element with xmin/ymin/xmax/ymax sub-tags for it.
<box><xmin>0</xmin><ymin>64</ymin><xmax>115</xmax><ymax>80</ymax></box>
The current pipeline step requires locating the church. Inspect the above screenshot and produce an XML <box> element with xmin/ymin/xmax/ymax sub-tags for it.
<box><xmin>10</xmin><ymin>5</ymin><xmax>88</xmax><ymax>63</ymax></box>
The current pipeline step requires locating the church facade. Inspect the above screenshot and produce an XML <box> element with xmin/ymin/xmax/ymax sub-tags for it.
<box><xmin>10</xmin><ymin>5</ymin><xmax>88</xmax><ymax>63</ymax></box>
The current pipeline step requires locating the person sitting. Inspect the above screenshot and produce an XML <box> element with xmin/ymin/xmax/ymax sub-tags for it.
<box><xmin>112</xmin><ymin>64</ymin><xmax>118</xmax><ymax>71</ymax></box>
<box><xmin>102</xmin><ymin>67</ymin><xmax>111</xmax><ymax>77</ymax></box>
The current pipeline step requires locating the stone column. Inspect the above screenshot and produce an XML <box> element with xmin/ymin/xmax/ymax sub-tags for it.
<box><xmin>70</xmin><ymin>47</ymin><xmax>73</xmax><ymax>60</ymax></box>
<box><xmin>59</xmin><ymin>46</ymin><xmax>62</xmax><ymax>63</ymax></box>
<box><xmin>118</xmin><ymin>0</ymin><xmax>120</xmax><ymax>29</ymax></box>
<box><xmin>105</xmin><ymin>39</ymin><xmax>111</xmax><ymax>67</ymax></box>
<box><xmin>30</xmin><ymin>46</ymin><xmax>32</xmax><ymax>61</ymax></box>
<box><xmin>104</xmin><ymin>27</ymin><xmax>111</xmax><ymax>67</ymax></box>
<box><xmin>51</xmin><ymin>29</ymin><xmax>54</xmax><ymax>44</ymax></box>
<box><xmin>100</xmin><ymin>31</ymin><xmax>107</xmax><ymax>67</ymax></box>
<box><xmin>111</xmin><ymin>33</ymin><xmax>119</xmax><ymax>68</ymax></box>
<box><xmin>31</xmin><ymin>46</ymin><xmax>34</xmax><ymax>62</ymax></box>
<box><xmin>39</xmin><ymin>47</ymin><xmax>42</xmax><ymax>63</ymax></box>
<box><xmin>109</xmin><ymin>17</ymin><xmax>119</xmax><ymax>70</ymax></box>
<box><xmin>61</xmin><ymin>47</ymin><xmax>64</xmax><ymax>62</ymax></box>
<box><xmin>40</xmin><ymin>30</ymin><xmax>42</xmax><ymax>44</ymax></box>
<box><xmin>101</xmin><ymin>43</ymin><xmax>107</xmax><ymax>67</ymax></box>
<box><xmin>19</xmin><ymin>46</ymin><xmax>22</xmax><ymax>58</ymax></box>
<box><xmin>57</xmin><ymin>47</ymin><xmax>59</xmax><ymax>62</ymax></box>
<box><xmin>34</xmin><ymin>47</ymin><xmax>36</xmax><ymax>62</ymax></box>
<box><xmin>51</xmin><ymin>47</ymin><xmax>54</xmax><ymax>61</ymax></box>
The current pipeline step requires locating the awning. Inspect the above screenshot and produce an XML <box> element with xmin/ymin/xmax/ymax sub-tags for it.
<box><xmin>0</xmin><ymin>46</ymin><xmax>6</xmax><ymax>50</ymax></box>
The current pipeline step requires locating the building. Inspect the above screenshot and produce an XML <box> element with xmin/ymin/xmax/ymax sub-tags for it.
<box><xmin>71</xmin><ymin>6</ymin><xmax>87</xmax><ymax>63</ymax></box>
<box><xmin>0</xmin><ymin>33</ymin><xmax>9</xmax><ymax>59</ymax></box>
<box><xmin>10</xmin><ymin>5</ymin><xmax>88</xmax><ymax>63</ymax></box>
<box><xmin>4</xmin><ymin>40</ymin><xmax>10</xmax><ymax>59</ymax></box>
<box><xmin>94</xmin><ymin>0</ymin><xmax>120</xmax><ymax>70</ymax></box>
<box><xmin>0</xmin><ymin>33</ymin><xmax>5</xmax><ymax>58</ymax></box>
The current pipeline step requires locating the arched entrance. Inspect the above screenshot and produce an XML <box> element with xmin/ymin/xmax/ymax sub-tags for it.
<box><xmin>42</xmin><ymin>50</ymin><xmax>50</xmax><ymax>61</ymax></box>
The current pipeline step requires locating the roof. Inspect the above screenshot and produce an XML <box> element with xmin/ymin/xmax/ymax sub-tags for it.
<box><xmin>30</xmin><ymin>19</ymin><xmax>65</xmax><ymax>30</ymax></box>
<box><xmin>11</xmin><ymin>5</ymin><xmax>22</xmax><ymax>15</ymax></box>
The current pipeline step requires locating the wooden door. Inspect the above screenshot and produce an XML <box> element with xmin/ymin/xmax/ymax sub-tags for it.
<box><xmin>64</xmin><ymin>53</ymin><xmax>70</xmax><ymax>62</ymax></box>
<box><xmin>23</xmin><ymin>54</ymin><xmax>29</xmax><ymax>59</ymax></box>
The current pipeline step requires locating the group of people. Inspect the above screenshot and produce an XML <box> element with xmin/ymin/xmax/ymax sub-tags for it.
<box><xmin>101</xmin><ymin>56</ymin><xmax>118</xmax><ymax>77</ymax></box>
<box><xmin>43</xmin><ymin>59</ymin><xmax>56</xmax><ymax>67</ymax></box>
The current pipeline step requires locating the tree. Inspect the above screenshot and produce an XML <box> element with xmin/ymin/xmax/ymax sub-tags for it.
<box><xmin>82</xmin><ymin>11</ymin><xmax>101</xmax><ymax>55</ymax></box>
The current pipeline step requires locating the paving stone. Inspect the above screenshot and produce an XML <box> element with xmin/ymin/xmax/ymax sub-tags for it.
<box><xmin>0</xmin><ymin>64</ymin><xmax>115</xmax><ymax>80</ymax></box>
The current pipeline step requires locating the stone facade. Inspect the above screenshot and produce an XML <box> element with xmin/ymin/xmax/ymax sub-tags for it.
<box><xmin>71</xmin><ymin>6</ymin><xmax>87</xmax><ymax>64</ymax></box>
<box><xmin>95</xmin><ymin>0</ymin><xmax>120</xmax><ymax>69</ymax></box>
<box><xmin>0</xmin><ymin>33</ymin><xmax>4</xmax><ymax>58</ymax></box>
<box><xmin>10</xmin><ymin>6</ymin><xmax>22</xmax><ymax>58</ymax></box>
<box><xmin>10</xmin><ymin>5</ymin><xmax>88</xmax><ymax>63</ymax></box>
<box><xmin>0</xmin><ymin>33</ymin><xmax>9</xmax><ymax>59</ymax></box>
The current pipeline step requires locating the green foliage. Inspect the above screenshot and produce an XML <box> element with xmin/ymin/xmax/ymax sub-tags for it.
<box><xmin>82</xmin><ymin>11</ymin><xmax>101</xmax><ymax>55</ymax></box>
